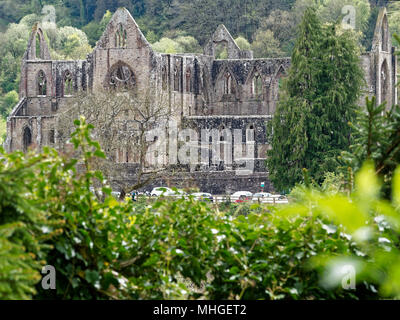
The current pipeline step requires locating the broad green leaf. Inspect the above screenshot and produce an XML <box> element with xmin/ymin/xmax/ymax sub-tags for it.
<box><xmin>355</xmin><ymin>161</ymin><xmax>380</xmax><ymax>201</ymax></box>
<box><xmin>316</xmin><ymin>196</ymin><xmax>369</xmax><ymax>234</ymax></box>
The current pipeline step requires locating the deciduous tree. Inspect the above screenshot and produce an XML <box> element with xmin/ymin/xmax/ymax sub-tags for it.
<box><xmin>56</xmin><ymin>89</ymin><xmax>172</xmax><ymax>198</ymax></box>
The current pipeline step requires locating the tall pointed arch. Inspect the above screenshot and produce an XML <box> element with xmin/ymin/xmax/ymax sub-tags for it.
<box><xmin>372</xmin><ymin>8</ymin><xmax>392</xmax><ymax>53</ymax></box>
<box><xmin>33</xmin><ymin>27</ymin><xmax>50</xmax><ymax>60</ymax></box>
<box><xmin>246</xmin><ymin>67</ymin><xmax>264</xmax><ymax>98</ymax></box>
<box><xmin>23</xmin><ymin>126</ymin><xmax>32</xmax><ymax>152</ymax></box>
<box><xmin>217</xmin><ymin>67</ymin><xmax>237</xmax><ymax>99</ymax></box>
<box><xmin>23</xmin><ymin>24</ymin><xmax>51</xmax><ymax>61</ymax></box>
<box><xmin>273</xmin><ymin>65</ymin><xmax>286</xmax><ymax>100</ymax></box>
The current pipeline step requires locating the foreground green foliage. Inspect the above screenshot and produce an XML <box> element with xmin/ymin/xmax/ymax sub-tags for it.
<box><xmin>0</xmin><ymin>146</ymin><xmax>63</xmax><ymax>299</ymax></box>
<box><xmin>0</xmin><ymin>117</ymin><xmax>391</xmax><ymax>300</ymax></box>
<box><xmin>280</xmin><ymin>162</ymin><xmax>400</xmax><ymax>298</ymax></box>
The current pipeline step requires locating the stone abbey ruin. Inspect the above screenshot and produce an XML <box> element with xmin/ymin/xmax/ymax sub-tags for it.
<box><xmin>4</xmin><ymin>7</ymin><xmax>398</xmax><ymax>194</ymax></box>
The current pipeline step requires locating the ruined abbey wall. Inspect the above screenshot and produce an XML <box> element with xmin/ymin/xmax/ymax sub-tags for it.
<box><xmin>4</xmin><ymin>7</ymin><xmax>398</xmax><ymax>194</ymax></box>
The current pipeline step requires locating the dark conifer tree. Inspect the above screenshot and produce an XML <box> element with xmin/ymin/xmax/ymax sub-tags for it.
<box><xmin>267</xmin><ymin>7</ymin><xmax>364</xmax><ymax>191</ymax></box>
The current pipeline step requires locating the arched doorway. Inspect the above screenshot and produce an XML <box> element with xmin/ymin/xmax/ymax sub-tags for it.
<box><xmin>23</xmin><ymin>127</ymin><xmax>32</xmax><ymax>151</ymax></box>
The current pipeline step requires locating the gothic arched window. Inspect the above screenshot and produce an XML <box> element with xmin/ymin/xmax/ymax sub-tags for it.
<box><xmin>224</xmin><ymin>72</ymin><xmax>235</xmax><ymax>95</ymax></box>
<box><xmin>274</xmin><ymin>66</ymin><xmax>286</xmax><ymax>101</ymax></box>
<box><xmin>63</xmin><ymin>70</ymin><xmax>73</xmax><ymax>96</ymax></box>
<box><xmin>115</xmin><ymin>24</ymin><xmax>127</xmax><ymax>48</ymax></box>
<box><xmin>251</xmin><ymin>73</ymin><xmax>263</xmax><ymax>97</ymax></box>
<box><xmin>37</xmin><ymin>70</ymin><xmax>47</xmax><ymax>96</ymax></box>
<box><xmin>109</xmin><ymin>64</ymin><xmax>136</xmax><ymax>90</ymax></box>
<box><xmin>23</xmin><ymin>127</ymin><xmax>32</xmax><ymax>152</ymax></box>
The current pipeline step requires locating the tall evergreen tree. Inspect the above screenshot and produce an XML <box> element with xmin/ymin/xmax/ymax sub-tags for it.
<box><xmin>266</xmin><ymin>7</ymin><xmax>364</xmax><ymax>192</ymax></box>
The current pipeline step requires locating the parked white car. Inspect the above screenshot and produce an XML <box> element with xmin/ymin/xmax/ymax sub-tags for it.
<box><xmin>150</xmin><ymin>187</ymin><xmax>174</xmax><ymax>197</ymax></box>
<box><xmin>232</xmin><ymin>191</ymin><xmax>253</xmax><ymax>198</ymax></box>
<box><xmin>150</xmin><ymin>187</ymin><xmax>187</xmax><ymax>198</ymax></box>
<box><xmin>252</xmin><ymin>192</ymin><xmax>271</xmax><ymax>201</ymax></box>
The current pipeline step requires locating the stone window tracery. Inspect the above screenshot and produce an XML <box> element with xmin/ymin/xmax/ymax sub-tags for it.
<box><xmin>224</xmin><ymin>72</ymin><xmax>235</xmax><ymax>95</ymax></box>
<box><xmin>109</xmin><ymin>64</ymin><xmax>136</xmax><ymax>90</ymax></box>
<box><xmin>115</xmin><ymin>24</ymin><xmax>127</xmax><ymax>48</ymax></box>
<box><xmin>251</xmin><ymin>72</ymin><xmax>263</xmax><ymax>97</ymax></box>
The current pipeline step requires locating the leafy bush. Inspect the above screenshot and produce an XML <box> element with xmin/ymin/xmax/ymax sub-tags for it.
<box><xmin>33</xmin><ymin>118</ymin><xmax>136</xmax><ymax>299</ymax></box>
<box><xmin>0</xmin><ymin>147</ymin><xmax>63</xmax><ymax>299</ymax></box>
<box><xmin>205</xmin><ymin>209</ymin><xmax>373</xmax><ymax>300</ymax></box>
<box><xmin>278</xmin><ymin>161</ymin><xmax>400</xmax><ymax>298</ymax></box>
<box><xmin>0</xmin><ymin>117</ymin><xmax>388</xmax><ymax>300</ymax></box>
<box><xmin>114</xmin><ymin>197</ymin><xmax>370</xmax><ymax>300</ymax></box>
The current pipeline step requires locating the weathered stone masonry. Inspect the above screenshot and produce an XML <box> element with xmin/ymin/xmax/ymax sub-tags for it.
<box><xmin>4</xmin><ymin>7</ymin><xmax>398</xmax><ymax>194</ymax></box>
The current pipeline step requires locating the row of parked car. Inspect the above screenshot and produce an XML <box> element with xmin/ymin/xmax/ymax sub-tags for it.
<box><xmin>93</xmin><ymin>186</ymin><xmax>287</xmax><ymax>204</ymax></box>
<box><xmin>149</xmin><ymin>187</ymin><xmax>213</xmax><ymax>201</ymax></box>
<box><xmin>149</xmin><ymin>187</ymin><xmax>287</xmax><ymax>203</ymax></box>
<box><xmin>230</xmin><ymin>191</ymin><xmax>287</xmax><ymax>202</ymax></box>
